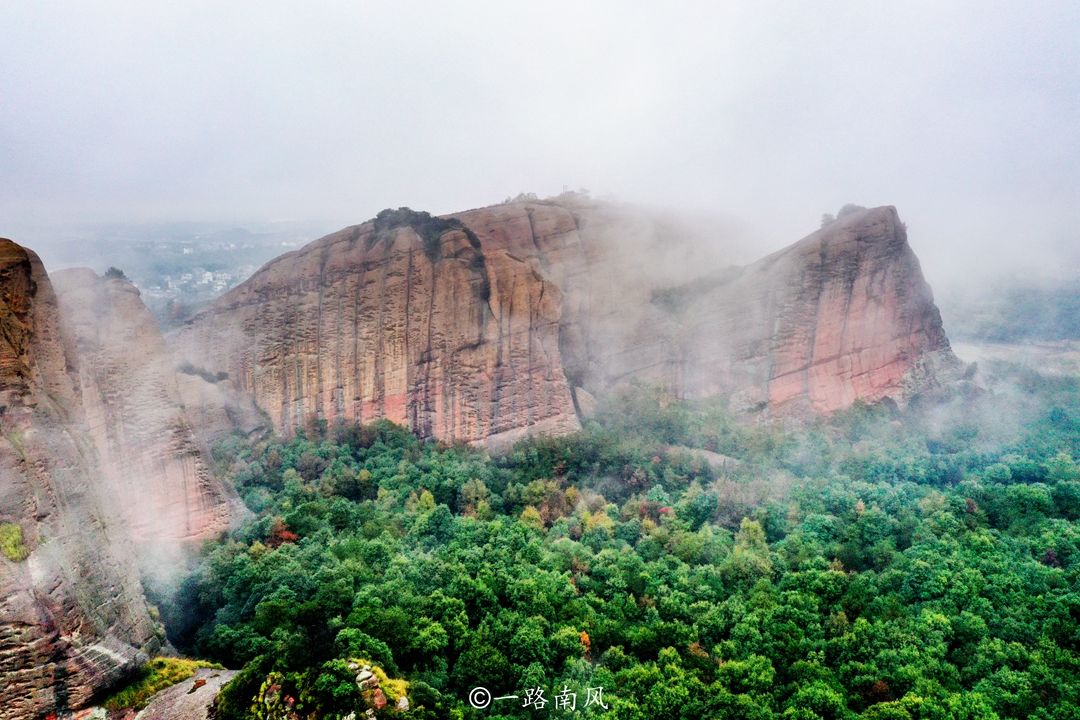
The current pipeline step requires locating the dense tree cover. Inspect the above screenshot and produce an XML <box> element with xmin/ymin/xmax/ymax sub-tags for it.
<box><xmin>175</xmin><ymin>363</ymin><xmax>1080</xmax><ymax>719</ymax></box>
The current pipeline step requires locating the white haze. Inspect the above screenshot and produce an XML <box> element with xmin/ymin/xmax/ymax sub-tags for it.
<box><xmin>1</xmin><ymin>1</ymin><xmax>1078</xmax><ymax>291</ymax></box>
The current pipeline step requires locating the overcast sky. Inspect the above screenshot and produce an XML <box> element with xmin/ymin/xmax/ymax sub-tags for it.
<box><xmin>2</xmin><ymin>1</ymin><xmax>1077</xmax><ymax>286</ymax></box>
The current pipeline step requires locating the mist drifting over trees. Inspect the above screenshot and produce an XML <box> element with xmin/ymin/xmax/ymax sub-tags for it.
<box><xmin>1</xmin><ymin>3</ymin><xmax>1078</xmax><ymax>719</ymax></box>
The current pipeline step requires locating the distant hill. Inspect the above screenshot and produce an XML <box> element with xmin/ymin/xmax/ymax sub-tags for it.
<box><xmin>944</xmin><ymin>277</ymin><xmax>1080</xmax><ymax>342</ymax></box>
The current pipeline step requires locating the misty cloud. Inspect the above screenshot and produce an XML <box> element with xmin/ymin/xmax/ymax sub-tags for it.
<box><xmin>1</xmin><ymin>1</ymin><xmax>1077</xmax><ymax>289</ymax></box>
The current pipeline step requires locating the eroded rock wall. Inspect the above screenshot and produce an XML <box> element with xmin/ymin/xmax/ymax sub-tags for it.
<box><xmin>175</xmin><ymin>200</ymin><xmax>961</xmax><ymax>444</ymax></box>
<box><xmin>51</xmin><ymin>269</ymin><xmax>236</xmax><ymax>546</ymax></box>
<box><xmin>0</xmin><ymin>240</ymin><xmax>160</xmax><ymax>719</ymax></box>
<box><xmin>173</xmin><ymin>215</ymin><xmax>582</xmax><ymax>445</ymax></box>
<box><xmin>717</xmin><ymin>206</ymin><xmax>959</xmax><ymax>413</ymax></box>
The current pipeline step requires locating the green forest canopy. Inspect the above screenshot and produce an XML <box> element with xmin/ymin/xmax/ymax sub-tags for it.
<box><xmin>166</xmin><ymin>362</ymin><xmax>1080</xmax><ymax>719</ymax></box>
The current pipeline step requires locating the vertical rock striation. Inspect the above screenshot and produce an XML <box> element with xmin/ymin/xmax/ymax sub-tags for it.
<box><xmin>51</xmin><ymin>269</ymin><xmax>236</xmax><ymax>547</ymax></box>
<box><xmin>563</xmin><ymin>204</ymin><xmax>962</xmax><ymax>414</ymax></box>
<box><xmin>174</xmin><ymin>200</ymin><xmax>961</xmax><ymax>444</ymax></box>
<box><xmin>0</xmin><ymin>240</ymin><xmax>160</xmax><ymax>719</ymax></box>
<box><xmin>173</xmin><ymin>213</ymin><xmax>581</xmax><ymax>446</ymax></box>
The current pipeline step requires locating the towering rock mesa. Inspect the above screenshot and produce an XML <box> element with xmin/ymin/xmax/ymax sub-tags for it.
<box><xmin>173</xmin><ymin>200</ymin><xmax>962</xmax><ymax>444</ymax></box>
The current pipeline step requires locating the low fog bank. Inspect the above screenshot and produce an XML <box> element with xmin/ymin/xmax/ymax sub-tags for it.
<box><xmin>940</xmin><ymin>273</ymin><xmax>1080</xmax><ymax>342</ymax></box>
<box><xmin>14</xmin><ymin>192</ymin><xmax>1078</xmax><ymax>399</ymax></box>
<box><xmin>6</xmin><ymin>219</ymin><xmax>335</xmax><ymax>272</ymax></box>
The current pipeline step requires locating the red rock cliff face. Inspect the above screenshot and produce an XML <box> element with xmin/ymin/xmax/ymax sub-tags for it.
<box><xmin>624</xmin><ymin>205</ymin><xmax>962</xmax><ymax>413</ymax></box>
<box><xmin>51</xmin><ymin>269</ymin><xmax>236</xmax><ymax>545</ymax></box>
<box><xmin>174</xmin><ymin>201</ymin><xmax>960</xmax><ymax>443</ymax></box>
<box><xmin>174</xmin><ymin>213</ymin><xmax>582</xmax><ymax>446</ymax></box>
<box><xmin>0</xmin><ymin>240</ymin><xmax>160</xmax><ymax>719</ymax></box>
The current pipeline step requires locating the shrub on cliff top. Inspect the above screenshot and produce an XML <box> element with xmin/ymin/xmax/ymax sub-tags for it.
<box><xmin>369</xmin><ymin>207</ymin><xmax>478</xmax><ymax>262</ymax></box>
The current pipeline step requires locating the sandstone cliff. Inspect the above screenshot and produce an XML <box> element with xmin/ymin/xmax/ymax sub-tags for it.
<box><xmin>0</xmin><ymin>241</ymin><xmax>241</xmax><ymax>718</ymax></box>
<box><xmin>173</xmin><ymin>209</ymin><xmax>581</xmax><ymax>446</ymax></box>
<box><xmin>555</xmin><ymin>202</ymin><xmax>962</xmax><ymax>414</ymax></box>
<box><xmin>50</xmin><ymin>269</ymin><xmax>237</xmax><ymax>547</ymax></box>
<box><xmin>174</xmin><ymin>200</ymin><xmax>961</xmax><ymax>444</ymax></box>
<box><xmin>0</xmin><ymin>240</ymin><xmax>160</xmax><ymax>719</ymax></box>
<box><xmin>700</xmin><ymin>206</ymin><xmax>960</xmax><ymax>413</ymax></box>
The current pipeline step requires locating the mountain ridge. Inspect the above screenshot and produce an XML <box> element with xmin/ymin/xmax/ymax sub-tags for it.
<box><xmin>172</xmin><ymin>199</ymin><xmax>962</xmax><ymax>444</ymax></box>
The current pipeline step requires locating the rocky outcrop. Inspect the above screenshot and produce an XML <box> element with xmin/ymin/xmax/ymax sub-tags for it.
<box><xmin>0</xmin><ymin>240</ymin><xmax>160</xmax><ymax>719</ymax></box>
<box><xmin>249</xmin><ymin>661</ymin><xmax>408</xmax><ymax>719</ymax></box>
<box><xmin>51</xmin><ymin>269</ymin><xmax>235</xmax><ymax>547</ymax></box>
<box><xmin>570</xmin><ymin>204</ymin><xmax>964</xmax><ymax>414</ymax></box>
<box><xmin>1</xmin><ymin>242</ymin><xmax>240</xmax><ymax>717</ymax></box>
<box><xmin>174</xmin><ymin>200</ymin><xmax>960</xmax><ymax>444</ymax></box>
<box><xmin>737</xmin><ymin>206</ymin><xmax>960</xmax><ymax>412</ymax></box>
<box><xmin>173</xmin><ymin>209</ymin><xmax>581</xmax><ymax>446</ymax></box>
<box><xmin>132</xmin><ymin>668</ymin><xmax>238</xmax><ymax>720</ymax></box>
<box><xmin>353</xmin><ymin>661</ymin><xmax>410</xmax><ymax>715</ymax></box>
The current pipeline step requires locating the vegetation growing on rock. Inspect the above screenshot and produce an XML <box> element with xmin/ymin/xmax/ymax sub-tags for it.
<box><xmin>99</xmin><ymin>656</ymin><xmax>224</xmax><ymax>711</ymax></box>
<box><xmin>369</xmin><ymin>207</ymin><xmax>479</xmax><ymax>262</ymax></box>
<box><xmin>0</xmin><ymin>523</ymin><xmax>28</xmax><ymax>562</ymax></box>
